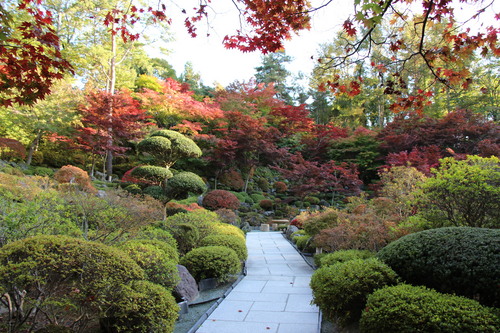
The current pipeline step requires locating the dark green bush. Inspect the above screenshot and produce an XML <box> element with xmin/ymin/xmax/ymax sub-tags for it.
<box><xmin>295</xmin><ymin>235</ymin><xmax>314</xmax><ymax>253</ymax></box>
<box><xmin>143</xmin><ymin>185</ymin><xmax>166</xmax><ymax>200</ymax></box>
<box><xmin>310</xmin><ymin>258</ymin><xmax>399</xmax><ymax>326</ymax></box>
<box><xmin>120</xmin><ymin>241</ymin><xmax>179</xmax><ymax>290</ymax></box>
<box><xmin>32</xmin><ymin>166</ymin><xmax>54</xmax><ymax>177</ymax></box>
<box><xmin>165</xmin><ymin>171</ymin><xmax>206</xmax><ymax>200</ymax></box>
<box><xmin>250</xmin><ymin>193</ymin><xmax>266</xmax><ymax>203</ymax></box>
<box><xmin>101</xmin><ymin>280</ymin><xmax>179</xmax><ymax>333</ymax></box>
<box><xmin>360</xmin><ymin>284</ymin><xmax>500</xmax><ymax>333</ymax></box>
<box><xmin>0</xmin><ymin>235</ymin><xmax>144</xmax><ymax>331</ymax></box>
<box><xmin>313</xmin><ymin>253</ymin><xmax>327</xmax><ymax>268</ymax></box>
<box><xmin>319</xmin><ymin>250</ymin><xmax>374</xmax><ymax>268</ymax></box>
<box><xmin>304</xmin><ymin>196</ymin><xmax>320</xmax><ymax>205</ymax></box>
<box><xmin>167</xmin><ymin>223</ymin><xmax>200</xmax><ymax>255</ymax></box>
<box><xmin>377</xmin><ymin>227</ymin><xmax>500</xmax><ymax>307</ymax></box>
<box><xmin>180</xmin><ymin>246</ymin><xmax>241</xmax><ymax>282</ymax></box>
<box><xmin>200</xmin><ymin>234</ymin><xmax>247</xmax><ymax>261</ymax></box>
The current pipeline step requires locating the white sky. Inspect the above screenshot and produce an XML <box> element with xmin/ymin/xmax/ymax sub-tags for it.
<box><xmin>158</xmin><ymin>0</ymin><xmax>353</xmax><ymax>87</ymax></box>
<box><xmin>152</xmin><ymin>0</ymin><xmax>499</xmax><ymax>88</ymax></box>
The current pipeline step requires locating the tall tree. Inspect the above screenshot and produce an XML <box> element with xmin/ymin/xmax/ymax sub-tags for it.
<box><xmin>255</xmin><ymin>51</ymin><xmax>294</xmax><ymax>104</ymax></box>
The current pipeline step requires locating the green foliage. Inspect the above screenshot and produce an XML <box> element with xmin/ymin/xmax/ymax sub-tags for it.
<box><xmin>310</xmin><ymin>258</ymin><xmax>399</xmax><ymax>326</ymax></box>
<box><xmin>294</xmin><ymin>234</ymin><xmax>314</xmax><ymax>252</ymax></box>
<box><xmin>0</xmin><ymin>235</ymin><xmax>144</xmax><ymax>331</ymax></box>
<box><xmin>31</xmin><ymin>166</ymin><xmax>54</xmax><ymax>177</ymax></box>
<box><xmin>167</xmin><ymin>223</ymin><xmax>200</xmax><ymax>255</ymax></box>
<box><xmin>318</xmin><ymin>249</ymin><xmax>374</xmax><ymax>268</ymax></box>
<box><xmin>124</xmin><ymin>184</ymin><xmax>142</xmax><ymax>194</ymax></box>
<box><xmin>209</xmin><ymin>222</ymin><xmax>246</xmax><ymax>241</ymax></box>
<box><xmin>231</xmin><ymin>191</ymin><xmax>253</xmax><ymax>204</ymax></box>
<box><xmin>133</xmin><ymin>238</ymin><xmax>179</xmax><ymax>264</ymax></box>
<box><xmin>418</xmin><ymin>155</ymin><xmax>500</xmax><ymax>228</ymax></box>
<box><xmin>377</xmin><ymin>227</ymin><xmax>500</xmax><ymax>307</ymax></box>
<box><xmin>256</xmin><ymin>177</ymin><xmax>269</xmax><ymax>191</ymax></box>
<box><xmin>200</xmin><ymin>234</ymin><xmax>248</xmax><ymax>261</ymax></box>
<box><xmin>131</xmin><ymin>165</ymin><xmax>173</xmax><ymax>185</ymax></box>
<box><xmin>135</xmin><ymin>225</ymin><xmax>178</xmax><ymax>250</ymax></box>
<box><xmin>165</xmin><ymin>209</ymin><xmax>219</xmax><ymax>237</ymax></box>
<box><xmin>360</xmin><ymin>284</ymin><xmax>500</xmax><ymax>333</ymax></box>
<box><xmin>250</xmin><ymin>193</ymin><xmax>266</xmax><ymax>203</ymax></box>
<box><xmin>165</xmin><ymin>171</ymin><xmax>206</xmax><ymax>201</ymax></box>
<box><xmin>304</xmin><ymin>196</ymin><xmax>320</xmax><ymax>205</ymax></box>
<box><xmin>143</xmin><ymin>185</ymin><xmax>166</xmax><ymax>200</ymax></box>
<box><xmin>138</xmin><ymin>130</ymin><xmax>202</xmax><ymax>168</ymax></box>
<box><xmin>202</xmin><ymin>190</ymin><xmax>241</xmax><ymax>210</ymax></box>
<box><xmin>180</xmin><ymin>246</ymin><xmax>241</xmax><ymax>282</ymax></box>
<box><xmin>101</xmin><ymin>280</ymin><xmax>179</xmax><ymax>333</ymax></box>
<box><xmin>119</xmin><ymin>241</ymin><xmax>179</xmax><ymax>290</ymax></box>
<box><xmin>302</xmin><ymin>208</ymin><xmax>340</xmax><ymax>236</ymax></box>
<box><xmin>0</xmin><ymin>191</ymin><xmax>81</xmax><ymax>246</ymax></box>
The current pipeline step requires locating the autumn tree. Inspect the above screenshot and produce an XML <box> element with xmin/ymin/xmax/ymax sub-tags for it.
<box><xmin>274</xmin><ymin>152</ymin><xmax>362</xmax><ymax>205</ymax></box>
<box><xmin>76</xmin><ymin>90</ymin><xmax>150</xmax><ymax>178</ymax></box>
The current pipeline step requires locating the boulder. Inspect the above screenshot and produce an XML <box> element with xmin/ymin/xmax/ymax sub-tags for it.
<box><xmin>286</xmin><ymin>225</ymin><xmax>299</xmax><ymax>238</ymax></box>
<box><xmin>174</xmin><ymin>265</ymin><xmax>199</xmax><ymax>302</ymax></box>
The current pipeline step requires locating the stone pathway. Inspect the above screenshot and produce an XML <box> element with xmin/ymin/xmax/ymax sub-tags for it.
<box><xmin>196</xmin><ymin>231</ymin><xmax>320</xmax><ymax>333</ymax></box>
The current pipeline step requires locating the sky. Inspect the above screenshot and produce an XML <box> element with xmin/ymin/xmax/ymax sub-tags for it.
<box><xmin>151</xmin><ymin>0</ymin><xmax>499</xmax><ymax>88</ymax></box>
<box><xmin>156</xmin><ymin>0</ymin><xmax>353</xmax><ymax>87</ymax></box>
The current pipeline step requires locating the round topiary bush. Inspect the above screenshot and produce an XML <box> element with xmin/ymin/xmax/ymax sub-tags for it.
<box><xmin>377</xmin><ymin>227</ymin><xmax>500</xmax><ymax>307</ymax></box>
<box><xmin>0</xmin><ymin>235</ymin><xmax>144</xmax><ymax>331</ymax></box>
<box><xmin>165</xmin><ymin>172</ymin><xmax>206</xmax><ymax>200</ymax></box>
<box><xmin>124</xmin><ymin>184</ymin><xmax>142</xmax><ymax>194</ymax></box>
<box><xmin>360</xmin><ymin>284</ymin><xmax>500</xmax><ymax>333</ymax></box>
<box><xmin>101</xmin><ymin>280</ymin><xmax>179</xmax><ymax>333</ymax></box>
<box><xmin>120</xmin><ymin>241</ymin><xmax>179</xmax><ymax>290</ymax></box>
<box><xmin>273</xmin><ymin>181</ymin><xmax>287</xmax><ymax>193</ymax></box>
<box><xmin>310</xmin><ymin>258</ymin><xmax>399</xmax><ymax>326</ymax></box>
<box><xmin>319</xmin><ymin>249</ymin><xmax>374</xmax><ymax>268</ymax></box>
<box><xmin>133</xmin><ymin>239</ymin><xmax>179</xmax><ymax>264</ymax></box>
<box><xmin>200</xmin><ymin>234</ymin><xmax>247</xmax><ymax>261</ymax></box>
<box><xmin>136</xmin><ymin>226</ymin><xmax>178</xmax><ymax>250</ymax></box>
<box><xmin>143</xmin><ymin>185</ymin><xmax>166</xmax><ymax>200</ymax></box>
<box><xmin>259</xmin><ymin>199</ymin><xmax>274</xmax><ymax>210</ymax></box>
<box><xmin>202</xmin><ymin>190</ymin><xmax>240</xmax><ymax>211</ymax></box>
<box><xmin>180</xmin><ymin>246</ymin><xmax>241</xmax><ymax>282</ymax></box>
<box><xmin>54</xmin><ymin>165</ymin><xmax>96</xmax><ymax>193</ymax></box>
<box><xmin>209</xmin><ymin>223</ymin><xmax>246</xmax><ymax>241</ymax></box>
<box><xmin>167</xmin><ymin>223</ymin><xmax>200</xmax><ymax>255</ymax></box>
<box><xmin>131</xmin><ymin>165</ymin><xmax>173</xmax><ymax>185</ymax></box>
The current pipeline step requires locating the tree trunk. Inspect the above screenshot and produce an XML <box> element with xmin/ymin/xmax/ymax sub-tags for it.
<box><xmin>105</xmin><ymin>20</ymin><xmax>117</xmax><ymax>182</ymax></box>
<box><xmin>26</xmin><ymin>130</ymin><xmax>43</xmax><ymax>166</ymax></box>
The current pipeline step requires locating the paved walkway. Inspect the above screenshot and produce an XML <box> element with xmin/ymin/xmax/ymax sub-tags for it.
<box><xmin>196</xmin><ymin>231</ymin><xmax>320</xmax><ymax>333</ymax></box>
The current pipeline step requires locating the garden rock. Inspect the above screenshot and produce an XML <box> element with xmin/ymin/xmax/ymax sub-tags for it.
<box><xmin>174</xmin><ymin>265</ymin><xmax>199</xmax><ymax>302</ymax></box>
<box><xmin>286</xmin><ymin>225</ymin><xmax>299</xmax><ymax>238</ymax></box>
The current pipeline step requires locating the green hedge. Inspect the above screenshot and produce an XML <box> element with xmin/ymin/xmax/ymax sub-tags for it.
<box><xmin>360</xmin><ymin>284</ymin><xmax>500</xmax><ymax>333</ymax></box>
<box><xmin>101</xmin><ymin>280</ymin><xmax>179</xmax><ymax>333</ymax></box>
<box><xmin>310</xmin><ymin>258</ymin><xmax>399</xmax><ymax>326</ymax></box>
<box><xmin>318</xmin><ymin>250</ymin><xmax>374</xmax><ymax>268</ymax></box>
<box><xmin>200</xmin><ymin>234</ymin><xmax>247</xmax><ymax>261</ymax></box>
<box><xmin>377</xmin><ymin>227</ymin><xmax>500</xmax><ymax>307</ymax></box>
<box><xmin>180</xmin><ymin>246</ymin><xmax>241</xmax><ymax>282</ymax></box>
<box><xmin>120</xmin><ymin>241</ymin><xmax>179</xmax><ymax>290</ymax></box>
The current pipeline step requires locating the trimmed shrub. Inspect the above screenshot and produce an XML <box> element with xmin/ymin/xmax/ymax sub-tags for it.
<box><xmin>120</xmin><ymin>241</ymin><xmax>179</xmax><ymax>290</ymax></box>
<box><xmin>259</xmin><ymin>199</ymin><xmax>274</xmax><ymax>210</ymax></box>
<box><xmin>142</xmin><ymin>185</ymin><xmax>166</xmax><ymax>200</ymax></box>
<box><xmin>134</xmin><ymin>238</ymin><xmax>179</xmax><ymax>263</ymax></box>
<box><xmin>201</xmin><ymin>234</ymin><xmax>247</xmax><ymax>261</ymax></box>
<box><xmin>32</xmin><ymin>166</ymin><xmax>54</xmax><ymax>177</ymax></box>
<box><xmin>250</xmin><ymin>193</ymin><xmax>266</xmax><ymax>203</ymax></box>
<box><xmin>202</xmin><ymin>190</ymin><xmax>240</xmax><ymax>210</ymax></box>
<box><xmin>0</xmin><ymin>235</ymin><xmax>144</xmax><ymax>331</ymax></box>
<box><xmin>100</xmin><ymin>280</ymin><xmax>179</xmax><ymax>333</ymax></box>
<box><xmin>131</xmin><ymin>165</ymin><xmax>173</xmax><ymax>185</ymax></box>
<box><xmin>165</xmin><ymin>171</ymin><xmax>206</xmax><ymax>200</ymax></box>
<box><xmin>310</xmin><ymin>258</ymin><xmax>399</xmax><ymax>326</ymax></box>
<box><xmin>215</xmin><ymin>208</ymin><xmax>240</xmax><ymax>225</ymax></box>
<box><xmin>180</xmin><ymin>246</ymin><xmax>241</xmax><ymax>282</ymax></box>
<box><xmin>167</xmin><ymin>223</ymin><xmax>200</xmax><ymax>255</ymax></box>
<box><xmin>295</xmin><ymin>235</ymin><xmax>314</xmax><ymax>252</ymax></box>
<box><xmin>360</xmin><ymin>284</ymin><xmax>500</xmax><ymax>333</ymax></box>
<box><xmin>210</xmin><ymin>223</ymin><xmax>246</xmax><ymax>241</ymax></box>
<box><xmin>304</xmin><ymin>196</ymin><xmax>320</xmax><ymax>205</ymax></box>
<box><xmin>377</xmin><ymin>227</ymin><xmax>500</xmax><ymax>306</ymax></box>
<box><xmin>136</xmin><ymin>226</ymin><xmax>178</xmax><ymax>249</ymax></box>
<box><xmin>165</xmin><ymin>209</ymin><xmax>220</xmax><ymax>240</ymax></box>
<box><xmin>54</xmin><ymin>165</ymin><xmax>96</xmax><ymax>193</ymax></box>
<box><xmin>319</xmin><ymin>250</ymin><xmax>374</xmax><ymax>268</ymax></box>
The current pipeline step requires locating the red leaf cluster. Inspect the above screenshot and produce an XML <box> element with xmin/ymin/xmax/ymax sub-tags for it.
<box><xmin>202</xmin><ymin>190</ymin><xmax>241</xmax><ymax>211</ymax></box>
<box><xmin>0</xmin><ymin>138</ymin><xmax>26</xmax><ymax>160</ymax></box>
